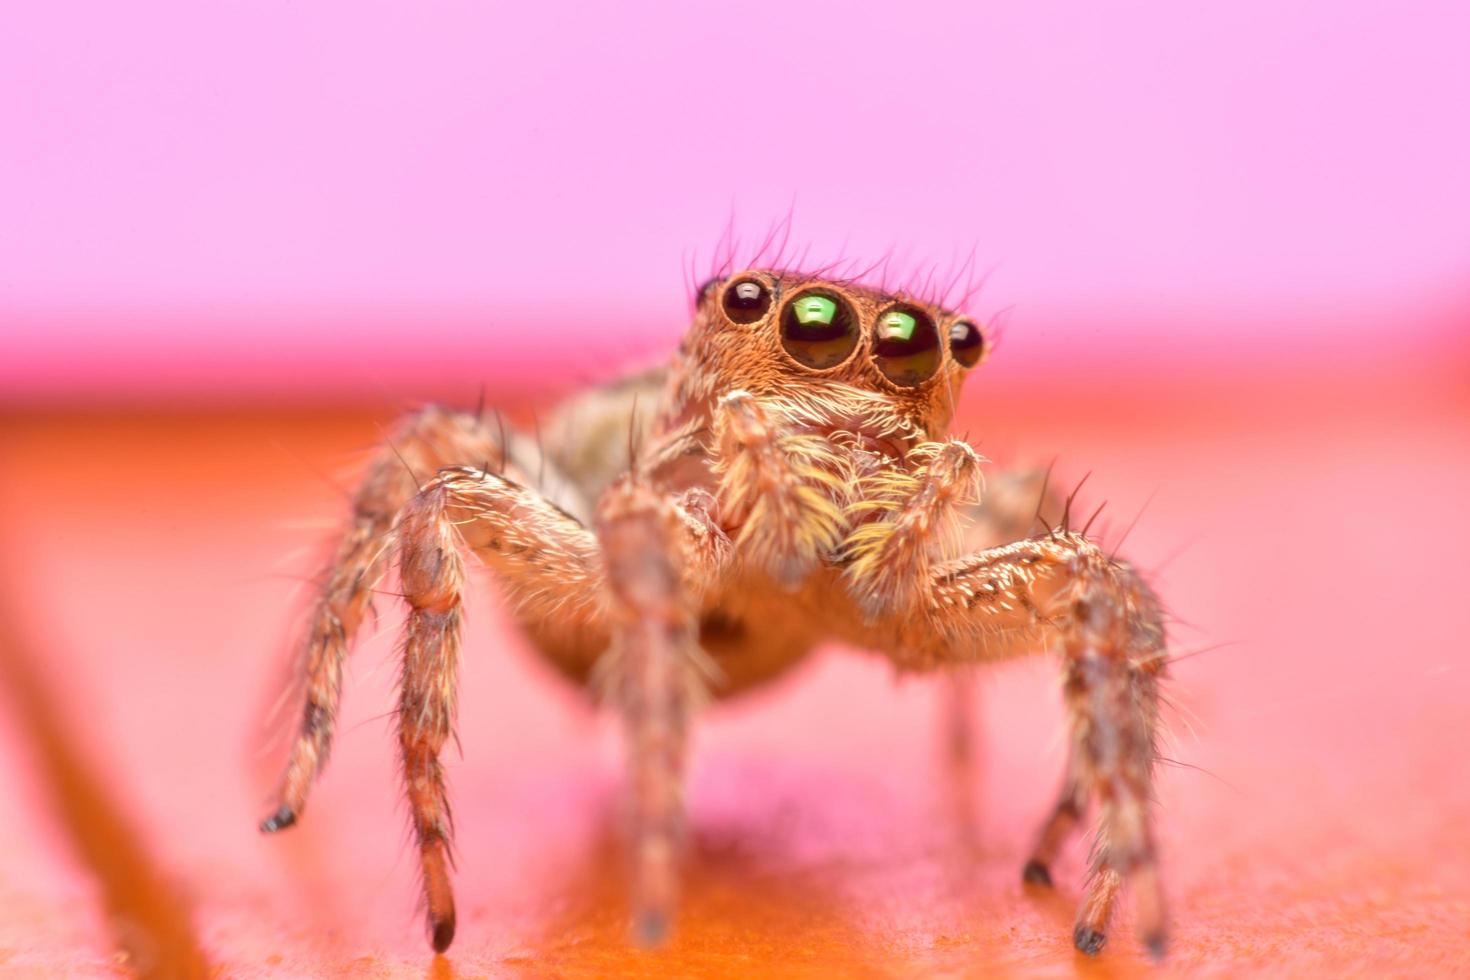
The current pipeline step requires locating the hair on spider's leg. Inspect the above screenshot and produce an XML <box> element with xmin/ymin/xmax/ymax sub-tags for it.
<box><xmin>492</xmin><ymin>409</ymin><xmax>509</xmax><ymax>476</ymax></box>
<box><xmin>381</xmin><ymin>433</ymin><xmax>427</xmax><ymax>491</ymax></box>
<box><xmin>1108</xmin><ymin>487</ymin><xmax>1159</xmax><ymax>563</ymax></box>
<box><xmin>1081</xmin><ymin>500</ymin><xmax>1108</xmax><ymax>538</ymax></box>
<box><xmin>529</xmin><ymin>410</ymin><xmax>548</xmax><ymax>493</ymax></box>
<box><xmin>1059</xmin><ymin>471</ymin><xmax>1092</xmax><ymax>534</ymax></box>
<box><xmin>1031</xmin><ymin>458</ymin><xmax>1058</xmax><ymax>535</ymax></box>
<box><xmin>1161</xmin><ymin>639</ymin><xmax>1240</xmax><ymax>668</ymax></box>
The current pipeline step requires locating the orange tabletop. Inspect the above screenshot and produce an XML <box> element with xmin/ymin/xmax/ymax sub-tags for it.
<box><xmin>1</xmin><ymin>365</ymin><xmax>1467</xmax><ymax>978</ymax></box>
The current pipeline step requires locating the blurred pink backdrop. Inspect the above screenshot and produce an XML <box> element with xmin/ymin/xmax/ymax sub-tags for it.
<box><xmin>2</xmin><ymin>1</ymin><xmax>1468</xmax><ymax>402</ymax></box>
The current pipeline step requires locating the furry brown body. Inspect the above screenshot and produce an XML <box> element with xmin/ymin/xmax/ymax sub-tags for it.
<box><xmin>261</xmin><ymin>269</ymin><xmax>1172</xmax><ymax>960</ymax></box>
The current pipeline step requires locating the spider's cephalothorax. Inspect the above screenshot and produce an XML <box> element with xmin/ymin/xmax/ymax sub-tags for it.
<box><xmin>261</xmin><ymin>269</ymin><xmax>1171</xmax><ymax>960</ymax></box>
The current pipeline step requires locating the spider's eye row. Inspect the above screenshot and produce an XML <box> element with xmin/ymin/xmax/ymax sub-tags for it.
<box><xmin>779</xmin><ymin>290</ymin><xmax>858</xmax><ymax>369</ymax></box>
<box><xmin>872</xmin><ymin>305</ymin><xmax>941</xmax><ymax>386</ymax></box>
<box><xmin>949</xmin><ymin>320</ymin><xmax>985</xmax><ymax>368</ymax></box>
<box><xmin>721</xmin><ymin>278</ymin><xmax>772</xmax><ymax>324</ymax></box>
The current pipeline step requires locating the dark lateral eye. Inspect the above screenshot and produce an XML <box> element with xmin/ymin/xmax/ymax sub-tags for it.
<box><xmin>949</xmin><ymin>320</ymin><xmax>985</xmax><ymax>367</ymax></box>
<box><xmin>779</xmin><ymin>290</ymin><xmax>858</xmax><ymax>369</ymax></box>
<box><xmin>873</xmin><ymin>305</ymin><xmax>940</xmax><ymax>386</ymax></box>
<box><xmin>721</xmin><ymin>278</ymin><xmax>772</xmax><ymax>324</ymax></box>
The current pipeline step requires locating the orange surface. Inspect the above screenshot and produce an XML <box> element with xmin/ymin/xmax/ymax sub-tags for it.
<box><xmin>1</xmin><ymin>367</ymin><xmax>1468</xmax><ymax>977</ymax></box>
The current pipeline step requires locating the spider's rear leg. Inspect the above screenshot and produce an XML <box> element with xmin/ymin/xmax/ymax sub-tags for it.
<box><xmin>910</xmin><ymin>534</ymin><xmax>1169</xmax><ymax>958</ymax></box>
<box><xmin>393</xmin><ymin>464</ymin><xmax>609</xmax><ymax>952</ymax></box>
<box><xmin>595</xmin><ymin>479</ymin><xmax>729</xmax><ymax>945</ymax></box>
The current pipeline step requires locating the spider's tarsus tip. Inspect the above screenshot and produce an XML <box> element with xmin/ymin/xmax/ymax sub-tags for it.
<box><xmin>1143</xmin><ymin>930</ymin><xmax>1168</xmax><ymax>962</ymax></box>
<box><xmin>1021</xmin><ymin>859</ymin><xmax>1053</xmax><ymax>888</ymax></box>
<box><xmin>259</xmin><ymin>805</ymin><xmax>297</xmax><ymax>834</ymax></box>
<box><xmin>431</xmin><ymin>913</ymin><xmax>456</xmax><ymax>953</ymax></box>
<box><xmin>633</xmin><ymin>908</ymin><xmax>671</xmax><ymax>948</ymax></box>
<box><xmin>1073</xmin><ymin>925</ymin><xmax>1107</xmax><ymax>956</ymax></box>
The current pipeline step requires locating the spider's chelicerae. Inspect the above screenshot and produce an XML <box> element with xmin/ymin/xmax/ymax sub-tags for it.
<box><xmin>261</xmin><ymin>268</ymin><xmax>1171</xmax><ymax>959</ymax></box>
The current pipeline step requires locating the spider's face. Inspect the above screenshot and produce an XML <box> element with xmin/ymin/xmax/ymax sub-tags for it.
<box><xmin>687</xmin><ymin>269</ymin><xmax>990</xmax><ymax>436</ymax></box>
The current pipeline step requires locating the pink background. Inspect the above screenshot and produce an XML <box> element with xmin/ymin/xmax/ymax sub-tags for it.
<box><xmin>2</xmin><ymin>6</ymin><xmax>1470</xmax><ymax>973</ymax></box>
<box><xmin>3</xmin><ymin>1</ymin><xmax>1468</xmax><ymax>403</ymax></box>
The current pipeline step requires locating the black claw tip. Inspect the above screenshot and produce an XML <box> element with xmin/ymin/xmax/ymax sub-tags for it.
<box><xmin>634</xmin><ymin>909</ymin><xmax>670</xmax><ymax>948</ymax></box>
<box><xmin>431</xmin><ymin>914</ymin><xmax>456</xmax><ymax>953</ymax></box>
<box><xmin>1073</xmin><ymin>925</ymin><xmax>1107</xmax><ymax>956</ymax></box>
<box><xmin>1022</xmin><ymin>859</ymin><xmax>1053</xmax><ymax>887</ymax></box>
<box><xmin>259</xmin><ymin>805</ymin><xmax>297</xmax><ymax>834</ymax></box>
<box><xmin>1144</xmin><ymin>931</ymin><xmax>1167</xmax><ymax>962</ymax></box>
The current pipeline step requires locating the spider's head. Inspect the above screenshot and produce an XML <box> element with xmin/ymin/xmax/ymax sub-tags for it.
<box><xmin>686</xmin><ymin>269</ymin><xmax>991</xmax><ymax>439</ymax></box>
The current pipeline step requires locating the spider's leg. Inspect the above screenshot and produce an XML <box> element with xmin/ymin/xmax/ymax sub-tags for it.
<box><xmin>262</xmin><ymin>407</ymin><xmax>516</xmax><ymax>833</ymax></box>
<box><xmin>393</xmin><ymin>464</ymin><xmax>608</xmax><ymax>952</ymax></box>
<box><xmin>940</xmin><ymin>464</ymin><xmax>1066</xmax><ymax>784</ymax></box>
<box><xmin>876</xmin><ymin>532</ymin><xmax>1169</xmax><ymax>959</ymax></box>
<box><xmin>1021</xmin><ymin>757</ymin><xmax>1087</xmax><ymax>887</ymax></box>
<box><xmin>595</xmin><ymin>478</ymin><xmax>729</xmax><ymax>945</ymax></box>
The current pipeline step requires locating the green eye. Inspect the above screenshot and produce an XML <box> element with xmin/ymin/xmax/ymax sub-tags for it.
<box><xmin>872</xmin><ymin>305</ymin><xmax>940</xmax><ymax>386</ymax></box>
<box><xmin>780</xmin><ymin>290</ymin><xmax>858</xmax><ymax>369</ymax></box>
<box><xmin>878</xmin><ymin>310</ymin><xmax>918</xmax><ymax>342</ymax></box>
<box><xmin>794</xmin><ymin>295</ymin><xmax>837</xmax><ymax>325</ymax></box>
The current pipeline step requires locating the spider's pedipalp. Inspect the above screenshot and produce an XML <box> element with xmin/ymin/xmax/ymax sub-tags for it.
<box><xmin>711</xmin><ymin>390</ymin><xmax>849</xmax><ymax>585</ymax></box>
<box><xmin>842</xmin><ymin>439</ymin><xmax>984</xmax><ymax>619</ymax></box>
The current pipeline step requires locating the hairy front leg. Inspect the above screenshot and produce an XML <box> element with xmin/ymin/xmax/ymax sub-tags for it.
<box><xmin>389</xmin><ymin>464</ymin><xmax>609</xmax><ymax>951</ymax></box>
<box><xmin>885</xmin><ymin>531</ymin><xmax>1169</xmax><ymax>958</ymax></box>
<box><xmin>262</xmin><ymin>407</ymin><xmax>512</xmax><ymax>833</ymax></box>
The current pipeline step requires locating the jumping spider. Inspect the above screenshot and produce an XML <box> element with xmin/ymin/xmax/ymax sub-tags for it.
<box><xmin>261</xmin><ymin>268</ymin><xmax>1171</xmax><ymax>959</ymax></box>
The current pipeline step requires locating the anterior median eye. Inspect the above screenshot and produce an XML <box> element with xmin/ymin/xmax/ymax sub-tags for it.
<box><xmin>721</xmin><ymin>278</ymin><xmax>772</xmax><ymax>324</ymax></box>
<box><xmin>873</xmin><ymin>306</ymin><xmax>940</xmax><ymax>386</ymax></box>
<box><xmin>779</xmin><ymin>290</ymin><xmax>858</xmax><ymax>369</ymax></box>
<box><xmin>949</xmin><ymin>319</ymin><xmax>985</xmax><ymax>368</ymax></box>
